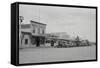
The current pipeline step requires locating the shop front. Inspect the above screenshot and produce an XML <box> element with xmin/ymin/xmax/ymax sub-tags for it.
<box><xmin>31</xmin><ymin>35</ymin><xmax>45</xmax><ymax>47</ymax></box>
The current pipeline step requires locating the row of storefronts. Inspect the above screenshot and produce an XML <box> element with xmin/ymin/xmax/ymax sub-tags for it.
<box><xmin>19</xmin><ymin>20</ymin><xmax>90</xmax><ymax>49</ymax></box>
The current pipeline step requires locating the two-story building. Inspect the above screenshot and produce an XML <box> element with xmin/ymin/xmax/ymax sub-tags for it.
<box><xmin>19</xmin><ymin>20</ymin><xmax>46</xmax><ymax>48</ymax></box>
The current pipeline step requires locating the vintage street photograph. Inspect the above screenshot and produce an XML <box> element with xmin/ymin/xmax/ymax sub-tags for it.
<box><xmin>19</xmin><ymin>4</ymin><xmax>96</xmax><ymax>64</ymax></box>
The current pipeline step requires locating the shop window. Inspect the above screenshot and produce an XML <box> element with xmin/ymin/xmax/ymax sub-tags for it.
<box><xmin>46</xmin><ymin>40</ymin><xmax>51</xmax><ymax>43</ymax></box>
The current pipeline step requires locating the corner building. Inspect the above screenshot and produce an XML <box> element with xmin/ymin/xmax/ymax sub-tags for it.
<box><xmin>19</xmin><ymin>20</ymin><xmax>46</xmax><ymax>48</ymax></box>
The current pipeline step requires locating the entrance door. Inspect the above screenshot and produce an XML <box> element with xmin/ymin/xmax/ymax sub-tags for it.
<box><xmin>36</xmin><ymin>37</ymin><xmax>40</xmax><ymax>47</ymax></box>
<box><xmin>25</xmin><ymin>39</ymin><xmax>28</xmax><ymax>45</ymax></box>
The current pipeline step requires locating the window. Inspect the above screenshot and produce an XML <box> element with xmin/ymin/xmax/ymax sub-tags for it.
<box><xmin>40</xmin><ymin>28</ymin><xmax>44</xmax><ymax>34</ymax></box>
<box><xmin>33</xmin><ymin>30</ymin><xmax>35</xmax><ymax>33</ymax></box>
<box><xmin>32</xmin><ymin>24</ymin><xmax>36</xmax><ymax>33</ymax></box>
<box><xmin>38</xmin><ymin>28</ymin><xmax>40</xmax><ymax>34</ymax></box>
<box><xmin>25</xmin><ymin>39</ymin><xmax>28</xmax><ymax>45</ymax></box>
<box><xmin>42</xmin><ymin>29</ymin><xmax>44</xmax><ymax>34</ymax></box>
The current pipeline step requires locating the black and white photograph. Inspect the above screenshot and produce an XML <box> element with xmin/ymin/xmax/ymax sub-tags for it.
<box><xmin>18</xmin><ymin>3</ymin><xmax>97</xmax><ymax>64</ymax></box>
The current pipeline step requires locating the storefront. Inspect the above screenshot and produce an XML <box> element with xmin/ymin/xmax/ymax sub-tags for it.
<box><xmin>19</xmin><ymin>20</ymin><xmax>46</xmax><ymax>48</ymax></box>
<box><xmin>31</xmin><ymin>35</ymin><xmax>45</xmax><ymax>47</ymax></box>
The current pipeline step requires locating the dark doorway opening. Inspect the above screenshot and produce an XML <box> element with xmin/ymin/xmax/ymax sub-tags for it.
<box><xmin>36</xmin><ymin>37</ymin><xmax>40</xmax><ymax>47</ymax></box>
<box><xmin>25</xmin><ymin>39</ymin><xmax>28</xmax><ymax>45</ymax></box>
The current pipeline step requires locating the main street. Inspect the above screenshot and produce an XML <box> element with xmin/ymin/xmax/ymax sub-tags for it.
<box><xmin>19</xmin><ymin>45</ymin><xmax>96</xmax><ymax>64</ymax></box>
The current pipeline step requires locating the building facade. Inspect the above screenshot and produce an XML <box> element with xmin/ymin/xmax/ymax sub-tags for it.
<box><xmin>19</xmin><ymin>20</ymin><xmax>46</xmax><ymax>48</ymax></box>
<box><xmin>45</xmin><ymin>32</ymin><xmax>75</xmax><ymax>47</ymax></box>
<box><xmin>19</xmin><ymin>21</ymin><xmax>90</xmax><ymax>48</ymax></box>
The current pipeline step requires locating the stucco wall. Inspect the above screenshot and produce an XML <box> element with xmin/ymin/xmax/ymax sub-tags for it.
<box><xmin>21</xmin><ymin>34</ymin><xmax>31</xmax><ymax>48</ymax></box>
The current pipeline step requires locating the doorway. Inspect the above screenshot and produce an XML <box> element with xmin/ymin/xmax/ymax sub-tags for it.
<box><xmin>25</xmin><ymin>39</ymin><xmax>28</xmax><ymax>45</ymax></box>
<box><xmin>36</xmin><ymin>37</ymin><xmax>40</xmax><ymax>47</ymax></box>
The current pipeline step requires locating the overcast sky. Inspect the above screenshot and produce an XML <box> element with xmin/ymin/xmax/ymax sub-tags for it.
<box><xmin>19</xmin><ymin>4</ymin><xmax>96</xmax><ymax>42</ymax></box>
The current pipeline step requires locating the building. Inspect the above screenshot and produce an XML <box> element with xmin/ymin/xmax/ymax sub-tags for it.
<box><xmin>19</xmin><ymin>20</ymin><xmax>46</xmax><ymax>48</ymax></box>
<box><xmin>45</xmin><ymin>34</ymin><xmax>59</xmax><ymax>47</ymax></box>
<box><xmin>45</xmin><ymin>32</ymin><xmax>75</xmax><ymax>47</ymax></box>
<box><xmin>19</xmin><ymin>20</ymin><xmax>90</xmax><ymax>48</ymax></box>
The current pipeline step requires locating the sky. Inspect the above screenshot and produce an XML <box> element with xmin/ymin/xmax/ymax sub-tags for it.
<box><xmin>19</xmin><ymin>4</ymin><xmax>96</xmax><ymax>42</ymax></box>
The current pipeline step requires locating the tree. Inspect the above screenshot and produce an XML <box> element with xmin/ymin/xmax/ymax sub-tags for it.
<box><xmin>19</xmin><ymin>16</ymin><xmax>24</xmax><ymax>23</ymax></box>
<box><xmin>75</xmin><ymin>36</ymin><xmax>80</xmax><ymax>46</ymax></box>
<box><xmin>85</xmin><ymin>40</ymin><xmax>90</xmax><ymax>46</ymax></box>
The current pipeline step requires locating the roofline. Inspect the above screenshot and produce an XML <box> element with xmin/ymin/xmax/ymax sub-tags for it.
<box><xmin>30</xmin><ymin>20</ymin><xmax>46</xmax><ymax>25</ymax></box>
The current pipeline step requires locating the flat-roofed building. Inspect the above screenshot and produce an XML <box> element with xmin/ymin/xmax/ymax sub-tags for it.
<box><xmin>19</xmin><ymin>20</ymin><xmax>46</xmax><ymax>48</ymax></box>
<box><xmin>45</xmin><ymin>32</ymin><xmax>77</xmax><ymax>47</ymax></box>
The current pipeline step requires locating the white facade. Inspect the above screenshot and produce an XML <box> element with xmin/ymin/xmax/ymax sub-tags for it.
<box><xmin>19</xmin><ymin>20</ymin><xmax>46</xmax><ymax>48</ymax></box>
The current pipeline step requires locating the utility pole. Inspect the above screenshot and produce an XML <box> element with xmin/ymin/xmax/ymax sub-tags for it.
<box><xmin>19</xmin><ymin>16</ymin><xmax>24</xmax><ymax>49</ymax></box>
